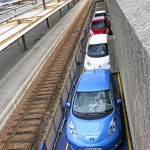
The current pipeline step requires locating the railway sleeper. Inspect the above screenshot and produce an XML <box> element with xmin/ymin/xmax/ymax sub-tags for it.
<box><xmin>18</xmin><ymin>112</ymin><xmax>43</xmax><ymax>117</ymax></box>
<box><xmin>48</xmin><ymin>62</ymin><xmax>66</xmax><ymax>67</ymax></box>
<box><xmin>24</xmin><ymin>103</ymin><xmax>47</xmax><ymax>108</ymax></box>
<box><xmin>25</xmin><ymin>101</ymin><xmax>49</xmax><ymax>106</ymax></box>
<box><xmin>46</xmin><ymin>68</ymin><xmax>65</xmax><ymax>73</ymax></box>
<box><xmin>56</xmin><ymin>56</ymin><xmax>69</xmax><ymax>60</ymax></box>
<box><xmin>15</xmin><ymin>117</ymin><xmax>42</xmax><ymax>122</ymax></box>
<box><xmin>1</xmin><ymin>143</ymin><xmax>30</xmax><ymax>150</ymax></box>
<box><xmin>34</xmin><ymin>85</ymin><xmax>55</xmax><ymax>90</ymax></box>
<box><xmin>22</xmin><ymin>102</ymin><xmax>47</xmax><ymax>109</ymax></box>
<box><xmin>11</xmin><ymin>123</ymin><xmax>40</xmax><ymax>129</ymax></box>
<box><xmin>7</xmin><ymin>131</ymin><xmax>36</xmax><ymax>136</ymax></box>
<box><xmin>32</xmin><ymin>86</ymin><xmax>55</xmax><ymax>92</ymax></box>
<box><xmin>6</xmin><ymin>146</ymin><xmax>30</xmax><ymax>150</ymax></box>
<box><xmin>24</xmin><ymin>114</ymin><xmax>45</xmax><ymax>119</ymax></box>
<box><xmin>33</xmin><ymin>95</ymin><xmax>51</xmax><ymax>99</ymax></box>
<box><xmin>25</xmin><ymin>106</ymin><xmax>46</xmax><ymax>111</ymax></box>
<box><xmin>44</xmin><ymin>79</ymin><xmax>61</xmax><ymax>83</ymax></box>
<box><xmin>35</xmin><ymin>92</ymin><xmax>53</xmax><ymax>96</ymax></box>
<box><xmin>43</xmin><ymin>76</ymin><xmax>62</xmax><ymax>81</ymax></box>
<box><xmin>49</xmin><ymin>70</ymin><xmax>63</xmax><ymax>74</ymax></box>
<box><xmin>10</xmin><ymin>139</ymin><xmax>32</xmax><ymax>144</ymax></box>
<box><xmin>27</xmin><ymin>98</ymin><xmax>50</xmax><ymax>102</ymax></box>
<box><xmin>22</xmin><ymin>106</ymin><xmax>47</xmax><ymax>110</ymax></box>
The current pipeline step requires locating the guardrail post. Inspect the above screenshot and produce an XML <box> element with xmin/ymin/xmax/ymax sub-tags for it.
<box><xmin>65</xmin><ymin>84</ymin><xmax>69</xmax><ymax>95</ymax></box>
<box><xmin>59</xmin><ymin>96</ymin><xmax>64</xmax><ymax>114</ymax></box>
<box><xmin>72</xmin><ymin>62</ymin><xmax>75</xmax><ymax>73</ymax></box>
<box><xmin>67</xmin><ymin>3</ymin><xmax>70</xmax><ymax>10</ymax></box>
<box><xmin>46</xmin><ymin>18</ymin><xmax>50</xmax><ymax>28</ymax></box>
<box><xmin>42</xmin><ymin>0</ymin><xmax>46</xmax><ymax>9</ymax></box>
<box><xmin>69</xmin><ymin>72</ymin><xmax>72</xmax><ymax>84</ymax></box>
<box><xmin>59</xmin><ymin>9</ymin><xmax>62</xmax><ymax>17</ymax></box>
<box><xmin>53</xmin><ymin>118</ymin><xmax>57</xmax><ymax>133</ymax></box>
<box><xmin>73</xmin><ymin>0</ymin><xmax>75</xmax><ymax>6</ymax></box>
<box><xmin>21</xmin><ymin>35</ymin><xmax>28</xmax><ymax>51</ymax></box>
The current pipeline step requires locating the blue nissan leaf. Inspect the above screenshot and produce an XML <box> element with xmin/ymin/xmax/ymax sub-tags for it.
<box><xmin>66</xmin><ymin>69</ymin><xmax>122</xmax><ymax>150</ymax></box>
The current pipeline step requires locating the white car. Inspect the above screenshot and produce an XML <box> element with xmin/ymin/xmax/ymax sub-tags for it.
<box><xmin>84</xmin><ymin>34</ymin><xmax>110</xmax><ymax>70</ymax></box>
<box><xmin>95</xmin><ymin>10</ymin><xmax>107</xmax><ymax>17</ymax></box>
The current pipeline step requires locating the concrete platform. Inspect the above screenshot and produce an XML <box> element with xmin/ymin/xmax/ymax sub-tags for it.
<box><xmin>0</xmin><ymin>0</ymin><xmax>84</xmax><ymax>129</ymax></box>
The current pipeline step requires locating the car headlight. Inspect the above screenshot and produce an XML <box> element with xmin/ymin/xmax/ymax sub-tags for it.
<box><xmin>69</xmin><ymin>119</ymin><xmax>77</xmax><ymax>138</ymax></box>
<box><xmin>107</xmin><ymin>117</ymin><xmax>116</xmax><ymax>136</ymax></box>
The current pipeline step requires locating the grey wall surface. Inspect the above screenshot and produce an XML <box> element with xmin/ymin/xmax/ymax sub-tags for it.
<box><xmin>105</xmin><ymin>0</ymin><xmax>150</xmax><ymax>149</ymax></box>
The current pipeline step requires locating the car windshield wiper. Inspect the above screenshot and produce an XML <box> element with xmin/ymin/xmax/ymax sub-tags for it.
<box><xmin>73</xmin><ymin>111</ymin><xmax>96</xmax><ymax>116</ymax></box>
<box><xmin>85</xmin><ymin>112</ymin><xmax>97</xmax><ymax>116</ymax></box>
<box><xmin>73</xmin><ymin>110</ymin><xmax>87</xmax><ymax>116</ymax></box>
<box><xmin>104</xmin><ymin>108</ymin><xmax>113</xmax><ymax>112</ymax></box>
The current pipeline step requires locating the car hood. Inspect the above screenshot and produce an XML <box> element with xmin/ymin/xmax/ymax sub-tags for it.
<box><xmin>70</xmin><ymin>111</ymin><xmax>114</xmax><ymax>143</ymax></box>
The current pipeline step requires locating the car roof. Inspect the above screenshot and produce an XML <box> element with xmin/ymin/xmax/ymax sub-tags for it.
<box><xmin>95</xmin><ymin>10</ymin><xmax>106</xmax><ymax>14</ymax></box>
<box><xmin>92</xmin><ymin>16</ymin><xmax>106</xmax><ymax>22</ymax></box>
<box><xmin>89</xmin><ymin>34</ymin><xmax>107</xmax><ymax>45</ymax></box>
<box><xmin>77</xmin><ymin>69</ymin><xmax>110</xmax><ymax>92</ymax></box>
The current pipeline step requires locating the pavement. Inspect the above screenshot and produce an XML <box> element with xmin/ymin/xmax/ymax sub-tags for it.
<box><xmin>0</xmin><ymin>0</ymin><xmax>83</xmax><ymax>129</ymax></box>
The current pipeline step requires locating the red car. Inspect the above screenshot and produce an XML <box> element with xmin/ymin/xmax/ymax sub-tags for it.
<box><xmin>91</xmin><ymin>16</ymin><xmax>112</xmax><ymax>35</ymax></box>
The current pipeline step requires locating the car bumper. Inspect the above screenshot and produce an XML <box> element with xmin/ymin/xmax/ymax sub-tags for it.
<box><xmin>67</xmin><ymin>128</ymin><xmax>122</xmax><ymax>150</ymax></box>
<box><xmin>84</xmin><ymin>64</ymin><xmax>110</xmax><ymax>70</ymax></box>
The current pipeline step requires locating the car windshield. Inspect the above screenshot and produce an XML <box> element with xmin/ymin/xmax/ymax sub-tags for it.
<box><xmin>88</xmin><ymin>43</ymin><xmax>108</xmax><ymax>57</ymax></box>
<box><xmin>73</xmin><ymin>90</ymin><xmax>113</xmax><ymax>116</ymax></box>
<box><xmin>95</xmin><ymin>13</ymin><xmax>107</xmax><ymax>17</ymax></box>
<box><xmin>91</xmin><ymin>21</ymin><xmax>107</xmax><ymax>29</ymax></box>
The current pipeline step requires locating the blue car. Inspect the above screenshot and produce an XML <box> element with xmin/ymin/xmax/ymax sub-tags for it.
<box><xmin>66</xmin><ymin>69</ymin><xmax>122</xmax><ymax>150</ymax></box>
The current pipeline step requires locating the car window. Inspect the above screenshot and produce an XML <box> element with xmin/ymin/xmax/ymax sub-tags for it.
<box><xmin>73</xmin><ymin>90</ymin><xmax>113</xmax><ymax>114</ymax></box>
<box><xmin>88</xmin><ymin>43</ymin><xmax>108</xmax><ymax>57</ymax></box>
<box><xmin>91</xmin><ymin>21</ymin><xmax>107</xmax><ymax>29</ymax></box>
<box><xmin>95</xmin><ymin>13</ymin><xmax>107</xmax><ymax>17</ymax></box>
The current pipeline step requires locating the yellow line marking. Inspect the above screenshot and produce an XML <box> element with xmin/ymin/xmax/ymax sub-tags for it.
<box><xmin>82</xmin><ymin>67</ymin><xmax>85</xmax><ymax>72</ymax></box>
<box><xmin>117</xmin><ymin>73</ymin><xmax>132</xmax><ymax>150</ymax></box>
<box><xmin>65</xmin><ymin>142</ymin><xmax>68</xmax><ymax>150</ymax></box>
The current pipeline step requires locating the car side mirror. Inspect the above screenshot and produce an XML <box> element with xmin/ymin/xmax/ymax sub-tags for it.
<box><xmin>117</xmin><ymin>98</ymin><xmax>122</xmax><ymax>104</ymax></box>
<box><xmin>66</xmin><ymin>102</ymin><xmax>71</xmax><ymax>108</ymax></box>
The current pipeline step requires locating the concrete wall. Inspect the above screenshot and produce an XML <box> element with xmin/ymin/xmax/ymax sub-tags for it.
<box><xmin>105</xmin><ymin>0</ymin><xmax>150</xmax><ymax>149</ymax></box>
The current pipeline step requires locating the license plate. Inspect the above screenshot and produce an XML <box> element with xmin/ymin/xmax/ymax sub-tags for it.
<box><xmin>85</xmin><ymin>148</ymin><xmax>102</xmax><ymax>150</ymax></box>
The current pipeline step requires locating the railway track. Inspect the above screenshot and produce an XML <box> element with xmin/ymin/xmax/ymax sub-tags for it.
<box><xmin>0</xmin><ymin>0</ymin><xmax>94</xmax><ymax>149</ymax></box>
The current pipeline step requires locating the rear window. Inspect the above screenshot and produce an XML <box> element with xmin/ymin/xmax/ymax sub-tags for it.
<box><xmin>88</xmin><ymin>43</ymin><xmax>108</xmax><ymax>58</ymax></box>
<box><xmin>91</xmin><ymin>21</ymin><xmax>107</xmax><ymax>29</ymax></box>
<box><xmin>95</xmin><ymin>13</ymin><xmax>107</xmax><ymax>17</ymax></box>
